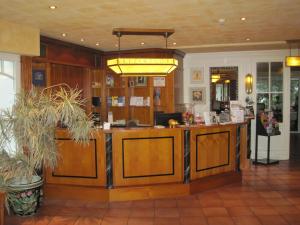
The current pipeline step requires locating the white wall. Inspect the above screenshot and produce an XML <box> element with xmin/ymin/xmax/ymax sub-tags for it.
<box><xmin>183</xmin><ymin>50</ymin><xmax>291</xmax><ymax>160</ymax></box>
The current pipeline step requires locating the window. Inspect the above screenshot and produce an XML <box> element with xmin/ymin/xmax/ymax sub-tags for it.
<box><xmin>0</xmin><ymin>53</ymin><xmax>20</xmax><ymax>153</ymax></box>
<box><xmin>0</xmin><ymin>59</ymin><xmax>16</xmax><ymax>109</ymax></box>
<box><xmin>256</xmin><ymin>62</ymin><xmax>283</xmax><ymax>122</ymax></box>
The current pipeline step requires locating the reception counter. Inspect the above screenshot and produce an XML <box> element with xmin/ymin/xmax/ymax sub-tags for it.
<box><xmin>44</xmin><ymin>122</ymin><xmax>249</xmax><ymax>201</ymax></box>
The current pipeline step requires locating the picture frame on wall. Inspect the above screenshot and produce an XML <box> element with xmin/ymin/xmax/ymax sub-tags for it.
<box><xmin>32</xmin><ymin>69</ymin><xmax>46</xmax><ymax>86</ymax></box>
<box><xmin>135</xmin><ymin>76</ymin><xmax>147</xmax><ymax>86</ymax></box>
<box><xmin>190</xmin><ymin>67</ymin><xmax>204</xmax><ymax>84</ymax></box>
<box><xmin>190</xmin><ymin>87</ymin><xmax>206</xmax><ymax>104</ymax></box>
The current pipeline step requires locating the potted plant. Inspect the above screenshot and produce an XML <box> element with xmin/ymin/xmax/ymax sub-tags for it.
<box><xmin>0</xmin><ymin>84</ymin><xmax>93</xmax><ymax>216</ymax></box>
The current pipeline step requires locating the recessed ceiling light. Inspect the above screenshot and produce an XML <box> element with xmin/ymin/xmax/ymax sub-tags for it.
<box><xmin>96</xmin><ymin>42</ymin><xmax>100</xmax><ymax>46</ymax></box>
<box><xmin>173</xmin><ymin>42</ymin><xmax>177</xmax><ymax>46</ymax></box>
<box><xmin>61</xmin><ymin>33</ymin><xmax>67</xmax><ymax>37</ymax></box>
<box><xmin>246</xmin><ymin>38</ymin><xmax>250</xmax><ymax>41</ymax></box>
<box><xmin>80</xmin><ymin>38</ymin><xmax>84</xmax><ymax>42</ymax></box>
<box><xmin>241</xmin><ymin>17</ymin><xmax>246</xmax><ymax>21</ymax></box>
<box><xmin>141</xmin><ymin>42</ymin><xmax>145</xmax><ymax>46</ymax></box>
<box><xmin>218</xmin><ymin>18</ymin><xmax>225</xmax><ymax>24</ymax></box>
<box><xmin>49</xmin><ymin>5</ymin><xmax>57</xmax><ymax>10</ymax></box>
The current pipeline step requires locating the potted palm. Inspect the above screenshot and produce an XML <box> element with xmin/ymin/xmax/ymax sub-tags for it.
<box><xmin>0</xmin><ymin>84</ymin><xmax>93</xmax><ymax>216</ymax></box>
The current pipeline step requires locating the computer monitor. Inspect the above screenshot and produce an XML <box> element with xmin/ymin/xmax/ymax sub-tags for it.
<box><xmin>154</xmin><ymin>112</ymin><xmax>183</xmax><ymax>127</ymax></box>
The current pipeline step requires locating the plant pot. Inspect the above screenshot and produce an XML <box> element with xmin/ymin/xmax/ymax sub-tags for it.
<box><xmin>7</xmin><ymin>176</ymin><xmax>43</xmax><ymax>216</ymax></box>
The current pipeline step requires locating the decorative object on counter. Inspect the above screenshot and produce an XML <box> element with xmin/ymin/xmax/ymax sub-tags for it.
<box><xmin>194</xmin><ymin>113</ymin><xmax>204</xmax><ymax>124</ymax></box>
<box><xmin>190</xmin><ymin>87</ymin><xmax>206</xmax><ymax>104</ymax></box>
<box><xmin>190</xmin><ymin>67</ymin><xmax>204</xmax><ymax>84</ymax></box>
<box><xmin>168</xmin><ymin>119</ymin><xmax>179</xmax><ymax>128</ymax></box>
<box><xmin>182</xmin><ymin>111</ymin><xmax>194</xmax><ymax>125</ymax></box>
<box><xmin>108</xmin><ymin>111</ymin><xmax>113</xmax><ymax>123</ymax></box>
<box><xmin>0</xmin><ymin>84</ymin><xmax>92</xmax><ymax>216</ymax></box>
<box><xmin>219</xmin><ymin>110</ymin><xmax>231</xmax><ymax>123</ymax></box>
<box><xmin>203</xmin><ymin>111</ymin><xmax>217</xmax><ymax>125</ymax></box>
<box><xmin>245</xmin><ymin>73</ymin><xmax>253</xmax><ymax>94</ymax></box>
<box><xmin>107</xmin><ymin>28</ymin><xmax>178</xmax><ymax>77</ymax></box>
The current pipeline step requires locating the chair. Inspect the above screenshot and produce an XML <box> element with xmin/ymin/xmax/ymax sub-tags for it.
<box><xmin>254</xmin><ymin>114</ymin><xmax>280</xmax><ymax>165</ymax></box>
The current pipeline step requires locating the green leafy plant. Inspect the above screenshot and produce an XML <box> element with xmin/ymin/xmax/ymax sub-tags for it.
<box><xmin>0</xmin><ymin>84</ymin><xmax>93</xmax><ymax>188</ymax></box>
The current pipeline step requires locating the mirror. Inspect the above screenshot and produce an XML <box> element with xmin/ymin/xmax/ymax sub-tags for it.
<box><xmin>210</xmin><ymin>66</ymin><xmax>238</xmax><ymax>113</ymax></box>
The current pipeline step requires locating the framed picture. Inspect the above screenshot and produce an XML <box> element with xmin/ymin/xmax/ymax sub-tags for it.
<box><xmin>128</xmin><ymin>78</ymin><xmax>135</xmax><ymax>87</ymax></box>
<box><xmin>32</xmin><ymin>69</ymin><xmax>46</xmax><ymax>86</ymax></box>
<box><xmin>190</xmin><ymin>87</ymin><xmax>206</xmax><ymax>104</ymax></box>
<box><xmin>135</xmin><ymin>76</ymin><xmax>147</xmax><ymax>86</ymax></box>
<box><xmin>106</xmin><ymin>74</ymin><xmax>114</xmax><ymax>87</ymax></box>
<box><xmin>190</xmin><ymin>67</ymin><xmax>204</xmax><ymax>84</ymax></box>
<box><xmin>153</xmin><ymin>77</ymin><xmax>165</xmax><ymax>87</ymax></box>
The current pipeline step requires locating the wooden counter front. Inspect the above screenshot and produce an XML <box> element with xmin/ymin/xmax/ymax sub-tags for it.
<box><xmin>111</xmin><ymin>128</ymin><xmax>183</xmax><ymax>187</ymax></box>
<box><xmin>189</xmin><ymin>124</ymin><xmax>237</xmax><ymax>180</ymax></box>
<box><xmin>45</xmin><ymin>129</ymin><xmax>106</xmax><ymax>187</ymax></box>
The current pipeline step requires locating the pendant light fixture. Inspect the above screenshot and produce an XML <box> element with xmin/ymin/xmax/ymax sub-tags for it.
<box><xmin>286</xmin><ymin>40</ymin><xmax>300</xmax><ymax>67</ymax></box>
<box><xmin>107</xmin><ymin>28</ymin><xmax>178</xmax><ymax>77</ymax></box>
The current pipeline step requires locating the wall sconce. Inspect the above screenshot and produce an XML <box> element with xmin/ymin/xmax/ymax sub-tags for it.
<box><xmin>245</xmin><ymin>73</ymin><xmax>253</xmax><ymax>94</ymax></box>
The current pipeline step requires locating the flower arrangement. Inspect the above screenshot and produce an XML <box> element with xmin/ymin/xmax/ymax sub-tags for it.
<box><xmin>182</xmin><ymin>111</ymin><xmax>194</xmax><ymax>125</ymax></box>
<box><xmin>260</xmin><ymin>111</ymin><xmax>279</xmax><ymax>134</ymax></box>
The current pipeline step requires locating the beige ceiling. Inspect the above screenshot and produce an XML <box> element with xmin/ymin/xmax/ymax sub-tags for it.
<box><xmin>1</xmin><ymin>0</ymin><xmax>300</xmax><ymax>53</ymax></box>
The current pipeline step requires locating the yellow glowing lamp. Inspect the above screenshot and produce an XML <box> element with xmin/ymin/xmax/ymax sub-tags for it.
<box><xmin>224</xmin><ymin>79</ymin><xmax>230</xmax><ymax>83</ymax></box>
<box><xmin>285</xmin><ymin>56</ymin><xmax>300</xmax><ymax>67</ymax></box>
<box><xmin>245</xmin><ymin>73</ymin><xmax>253</xmax><ymax>94</ymax></box>
<box><xmin>107</xmin><ymin>58</ymin><xmax>178</xmax><ymax>77</ymax></box>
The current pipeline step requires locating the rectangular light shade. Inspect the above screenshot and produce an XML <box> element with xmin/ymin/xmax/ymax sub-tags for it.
<box><xmin>107</xmin><ymin>58</ymin><xmax>178</xmax><ymax>76</ymax></box>
<box><xmin>286</xmin><ymin>56</ymin><xmax>300</xmax><ymax>67</ymax></box>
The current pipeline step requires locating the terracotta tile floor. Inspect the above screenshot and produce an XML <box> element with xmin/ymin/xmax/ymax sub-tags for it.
<box><xmin>5</xmin><ymin>160</ymin><xmax>300</xmax><ymax>225</ymax></box>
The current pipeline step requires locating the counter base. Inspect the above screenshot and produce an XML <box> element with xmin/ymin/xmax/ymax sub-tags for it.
<box><xmin>44</xmin><ymin>172</ymin><xmax>241</xmax><ymax>202</ymax></box>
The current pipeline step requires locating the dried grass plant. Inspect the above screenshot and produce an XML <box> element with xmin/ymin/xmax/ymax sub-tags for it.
<box><xmin>0</xmin><ymin>84</ymin><xmax>93</xmax><ymax>189</ymax></box>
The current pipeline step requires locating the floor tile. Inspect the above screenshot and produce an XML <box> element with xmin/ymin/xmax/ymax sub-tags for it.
<box><xmin>74</xmin><ymin>216</ymin><xmax>102</xmax><ymax>225</ymax></box>
<box><xmin>178</xmin><ymin>207</ymin><xmax>204</xmax><ymax>217</ymax></box>
<box><xmin>130</xmin><ymin>208</ymin><xmax>155</xmax><ymax>218</ymax></box>
<box><xmin>202</xmin><ymin>207</ymin><xmax>228</xmax><ymax>217</ymax></box>
<box><xmin>207</xmin><ymin>216</ymin><xmax>235</xmax><ymax>225</ymax></box>
<box><xmin>104</xmin><ymin>208</ymin><xmax>131</xmax><ymax>217</ymax></box>
<box><xmin>48</xmin><ymin>216</ymin><xmax>78</xmax><ymax>225</ymax></box>
<box><xmin>180</xmin><ymin>216</ymin><xmax>208</xmax><ymax>225</ymax></box>
<box><xmin>155</xmin><ymin>208</ymin><xmax>180</xmax><ymax>218</ymax></box>
<box><xmin>131</xmin><ymin>200</ymin><xmax>154</xmax><ymax>208</ymax></box>
<box><xmin>250</xmin><ymin>206</ymin><xmax>279</xmax><ymax>216</ymax></box>
<box><xmin>282</xmin><ymin>214</ymin><xmax>300</xmax><ymax>225</ymax></box>
<box><xmin>154</xmin><ymin>199</ymin><xmax>177</xmax><ymax>208</ymax></box>
<box><xmin>101</xmin><ymin>216</ymin><xmax>128</xmax><ymax>225</ymax></box>
<box><xmin>127</xmin><ymin>217</ymin><xmax>154</xmax><ymax>225</ymax></box>
<box><xmin>226</xmin><ymin>206</ymin><xmax>253</xmax><ymax>216</ymax></box>
<box><xmin>232</xmin><ymin>216</ymin><xmax>262</xmax><ymax>225</ymax></box>
<box><xmin>257</xmin><ymin>215</ymin><xmax>289</xmax><ymax>225</ymax></box>
<box><xmin>273</xmin><ymin>205</ymin><xmax>300</xmax><ymax>215</ymax></box>
<box><xmin>154</xmin><ymin>217</ymin><xmax>181</xmax><ymax>225</ymax></box>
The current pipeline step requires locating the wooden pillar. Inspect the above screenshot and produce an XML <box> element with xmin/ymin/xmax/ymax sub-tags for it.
<box><xmin>21</xmin><ymin>56</ymin><xmax>32</xmax><ymax>90</ymax></box>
